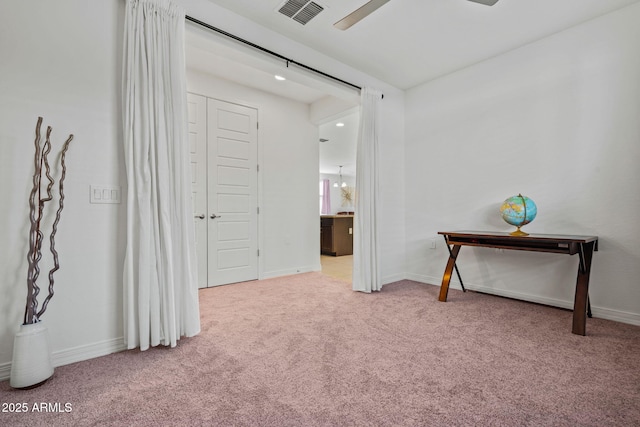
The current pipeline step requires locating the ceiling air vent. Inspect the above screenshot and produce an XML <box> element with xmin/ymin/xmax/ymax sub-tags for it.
<box><xmin>278</xmin><ymin>0</ymin><xmax>324</xmax><ymax>25</ymax></box>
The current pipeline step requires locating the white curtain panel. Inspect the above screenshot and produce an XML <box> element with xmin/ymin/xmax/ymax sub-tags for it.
<box><xmin>122</xmin><ymin>0</ymin><xmax>200</xmax><ymax>350</ymax></box>
<box><xmin>352</xmin><ymin>87</ymin><xmax>382</xmax><ymax>293</ymax></box>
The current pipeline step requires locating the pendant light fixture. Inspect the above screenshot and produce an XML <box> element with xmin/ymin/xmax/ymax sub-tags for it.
<box><xmin>333</xmin><ymin>166</ymin><xmax>347</xmax><ymax>188</ymax></box>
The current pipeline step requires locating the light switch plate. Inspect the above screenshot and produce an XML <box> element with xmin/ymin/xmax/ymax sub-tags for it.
<box><xmin>90</xmin><ymin>185</ymin><xmax>121</xmax><ymax>204</ymax></box>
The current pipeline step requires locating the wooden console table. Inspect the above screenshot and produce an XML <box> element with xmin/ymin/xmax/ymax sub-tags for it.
<box><xmin>437</xmin><ymin>231</ymin><xmax>598</xmax><ymax>335</ymax></box>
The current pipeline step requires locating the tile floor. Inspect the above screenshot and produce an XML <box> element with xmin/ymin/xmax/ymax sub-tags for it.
<box><xmin>320</xmin><ymin>254</ymin><xmax>353</xmax><ymax>282</ymax></box>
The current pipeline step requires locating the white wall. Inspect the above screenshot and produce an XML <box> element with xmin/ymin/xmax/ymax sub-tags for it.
<box><xmin>186</xmin><ymin>70</ymin><xmax>321</xmax><ymax>278</ymax></box>
<box><xmin>404</xmin><ymin>3</ymin><xmax>640</xmax><ymax>324</ymax></box>
<box><xmin>0</xmin><ymin>0</ymin><xmax>406</xmax><ymax>378</ymax></box>
<box><xmin>0</xmin><ymin>0</ymin><xmax>126</xmax><ymax>378</ymax></box>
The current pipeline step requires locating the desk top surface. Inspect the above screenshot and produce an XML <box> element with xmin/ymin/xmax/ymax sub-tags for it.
<box><xmin>438</xmin><ymin>230</ymin><xmax>598</xmax><ymax>243</ymax></box>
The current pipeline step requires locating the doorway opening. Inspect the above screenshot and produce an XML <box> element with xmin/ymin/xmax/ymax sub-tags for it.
<box><xmin>319</xmin><ymin>111</ymin><xmax>358</xmax><ymax>283</ymax></box>
<box><xmin>320</xmin><ymin>254</ymin><xmax>353</xmax><ymax>282</ymax></box>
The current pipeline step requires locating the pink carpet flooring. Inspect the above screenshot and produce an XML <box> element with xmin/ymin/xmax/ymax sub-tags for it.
<box><xmin>1</xmin><ymin>272</ymin><xmax>639</xmax><ymax>426</ymax></box>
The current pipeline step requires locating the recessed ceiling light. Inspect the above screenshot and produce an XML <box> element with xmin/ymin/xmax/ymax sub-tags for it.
<box><xmin>274</xmin><ymin>75</ymin><xmax>286</xmax><ymax>81</ymax></box>
<box><xmin>336</xmin><ymin>122</ymin><xmax>345</xmax><ymax>127</ymax></box>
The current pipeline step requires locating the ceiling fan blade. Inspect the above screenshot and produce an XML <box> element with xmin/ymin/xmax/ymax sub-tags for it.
<box><xmin>467</xmin><ymin>0</ymin><xmax>499</xmax><ymax>5</ymax></box>
<box><xmin>334</xmin><ymin>0</ymin><xmax>390</xmax><ymax>30</ymax></box>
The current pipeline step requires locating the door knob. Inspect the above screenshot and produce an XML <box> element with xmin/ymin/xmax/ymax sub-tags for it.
<box><xmin>194</xmin><ymin>214</ymin><xmax>205</xmax><ymax>219</ymax></box>
<box><xmin>210</xmin><ymin>214</ymin><xmax>222</xmax><ymax>219</ymax></box>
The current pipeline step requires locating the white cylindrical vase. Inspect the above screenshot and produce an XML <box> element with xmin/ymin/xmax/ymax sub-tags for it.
<box><xmin>10</xmin><ymin>321</ymin><xmax>54</xmax><ymax>389</ymax></box>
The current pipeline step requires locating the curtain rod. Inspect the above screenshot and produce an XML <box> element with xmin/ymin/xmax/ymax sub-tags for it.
<box><xmin>185</xmin><ymin>15</ymin><xmax>382</xmax><ymax>98</ymax></box>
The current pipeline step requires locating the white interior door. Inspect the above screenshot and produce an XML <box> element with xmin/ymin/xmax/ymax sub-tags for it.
<box><xmin>207</xmin><ymin>98</ymin><xmax>259</xmax><ymax>286</ymax></box>
<box><xmin>187</xmin><ymin>93</ymin><xmax>208</xmax><ymax>289</ymax></box>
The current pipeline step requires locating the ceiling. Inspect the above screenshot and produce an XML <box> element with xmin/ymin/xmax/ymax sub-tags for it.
<box><xmin>319</xmin><ymin>111</ymin><xmax>359</xmax><ymax>176</ymax></box>
<box><xmin>185</xmin><ymin>25</ymin><xmax>361</xmax><ymax>176</ymax></box>
<box><xmin>186</xmin><ymin>26</ymin><xmax>333</xmax><ymax>105</ymax></box>
<box><xmin>188</xmin><ymin>0</ymin><xmax>639</xmax><ymax>177</ymax></box>
<box><xmin>205</xmin><ymin>0</ymin><xmax>640</xmax><ymax>90</ymax></box>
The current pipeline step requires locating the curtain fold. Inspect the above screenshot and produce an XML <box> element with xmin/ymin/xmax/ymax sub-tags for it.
<box><xmin>321</xmin><ymin>179</ymin><xmax>331</xmax><ymax>214</ymax></box>
<box><xmin>352</xmin><ymin>87</ymin><xmax>382</xmax><ymax>293</ymax></box>
<box><xmin>122</xmin><ymin>0</ymin><xmax>200</xmax><ymax>351</ymax></box>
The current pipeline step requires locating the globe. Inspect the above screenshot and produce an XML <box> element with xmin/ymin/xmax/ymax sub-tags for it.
<box><xmin>500</xmin><ymin>194</ymin><xmax>537</xmax><ymax>236</ymax></box>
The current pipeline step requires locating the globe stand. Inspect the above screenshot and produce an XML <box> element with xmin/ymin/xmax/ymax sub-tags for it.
<box><xmin>510</xmin><ymin>227</ymin><xmax>529</xmax><ymax>237</ymax></box>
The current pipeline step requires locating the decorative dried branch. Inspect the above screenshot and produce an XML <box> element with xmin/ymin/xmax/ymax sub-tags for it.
<box><xmin>37</xmin><ymin>134</ymin><xmax>73</xmax><ymax>319</ymax></box>
<box><xmin>42</xmin><ymin>126</ymin><xmax>56</xmax><ymax>203</ymax></box>
<box><xmin>25</xmin><ymin>117</ymin><xmax>43</xmax><ymax>325</ymax></box>
<box><xmin>23</xmin><ymin>117</ymin><xmax>74</xmax><ymax>325</ymax></box>
<box><xmin>30</xmin><ymin>126</ymin><xmax>53</xmax><ymax>319</ymax></box>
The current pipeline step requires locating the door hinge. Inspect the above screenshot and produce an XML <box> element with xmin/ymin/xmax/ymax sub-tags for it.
<box><xmin>257</xmin><ymin>164</ymin><xmax>259</xmax><ymax>172</ymax></box>
<box><xmin>257</xmin><ymin>206</ymin><xmax>260</xmax><ymax>214</ymax></box>
<box><xmin>257</xmin><ymin>122</ymin><xmax>259</xmax><ymax>130</ymax></box>
<box><xmin>257</xmin><ymin>249</ymin><xmax>260</xmax><ymax>256</ymax></box>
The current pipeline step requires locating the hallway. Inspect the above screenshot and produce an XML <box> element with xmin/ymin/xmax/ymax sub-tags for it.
<box><xmin>320</xmin><ymin>254</ymin><xmax>352</xmax><ymax>282</ymax></box>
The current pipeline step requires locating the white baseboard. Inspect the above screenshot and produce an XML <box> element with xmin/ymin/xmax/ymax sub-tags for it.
<box><xmin>0</xmin><ymin>337</ymin><xmax>127</xmax><ymax>382</ymax></box>
<box><xmin>261</xmin><ymin>264</ymin><xmax>321</xmax><ymax>280</ymax></box>
<box><xmin>590</xmin><ymin>306</ymin><xmax>640</xmax><ymax>326</ymax></box>
<box><xmin>0</xmin><ymin>362</ymin><xmax>10</xmax><ymax>382</ymax></box>
<box><xmin>404</xmin><ymin>273</ymin><xmax>467</xmax><ymax>292</ymax></box>
<box><xmin>404</xmin><ymin>273</ymin><xmax>640</xmax><ymax>326</ymax></box>
<box><xmin>52</xmin><ymin>337</ymin><xmax>127</xmax><ymax>368</ymax></box>
<box><xmin>382</xmin><ymin>272</ymin><xmax>407</xmax><ymax>286</ymax></box>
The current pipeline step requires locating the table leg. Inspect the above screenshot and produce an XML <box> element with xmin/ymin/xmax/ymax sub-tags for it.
<box><xmin>572</xmin><ymin>241</ymin><xmax>596</xmax><ymax>335</ymax></box>
<box><xmin>439</xmin><ymin>244</ymin><xmax>461</xmax><ymax>302</ymax></box>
